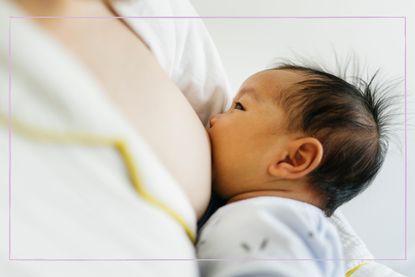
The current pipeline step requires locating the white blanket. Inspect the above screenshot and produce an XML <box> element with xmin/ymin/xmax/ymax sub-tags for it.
<box><xmin>329</xmin><ymin>212</ymin><xmax>406</xmax><ymax>277</ymax></box>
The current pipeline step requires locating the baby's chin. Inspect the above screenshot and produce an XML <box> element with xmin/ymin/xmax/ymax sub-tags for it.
<box><xmin>211</xmin><ymin>173</ymin><xmax>225</xmax><ymax>197</ymax></box>
<box><xmin>210</xmin><ymin>153</ymin><xmax>234</xmax><ymax>199</ymax></box>
<box><xmin>211</xmin><ymin>173</ymin><xmax>234</xmax><ymax>201</ymax></box>
<box><xmin>211</xmin><ymin>170</ymin><xmax>221</xmax><ymax>194</ymax></box>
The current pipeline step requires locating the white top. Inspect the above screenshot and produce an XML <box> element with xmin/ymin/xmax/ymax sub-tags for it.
<box><xmin>0</xmin><ymin>0</ymin><xmax>229</xmax><ymax>276</ymax></box>
<box><xmin>111</xmin><ymin>0</ymin><xmax>233</xmax><ymax>126</ymax></box>
<box><xmin>197</xmin><ymin>197</ymin><xmax>345</xmax><ymax>277</ymax></box>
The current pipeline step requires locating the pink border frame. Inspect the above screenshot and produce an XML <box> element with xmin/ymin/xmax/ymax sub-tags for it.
<box><xmin>7</xmin><ymin>15</ymin><xmax>407</xmax><ymax>262</ymax></box>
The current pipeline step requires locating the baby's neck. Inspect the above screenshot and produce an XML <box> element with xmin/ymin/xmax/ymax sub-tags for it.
<box><xmin>227</xmin><ymin>189</ymin><xmax>324</xmax><ymax>210</ymax></box>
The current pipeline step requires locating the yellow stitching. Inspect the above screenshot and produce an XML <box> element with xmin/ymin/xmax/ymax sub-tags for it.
<box><xmin>1</xmin><ymin>114</ymin><xmax>195</xmax><ymax>242</ymax></box>
<box><xmin>345</xmin><ymin>262</ymin><xmax>368</xmax><ymax>277</ymax></box>
<box><xmin>114</xmin><ymin>140</ymin><xmax>195</xmax><ymax>242</ymax></box>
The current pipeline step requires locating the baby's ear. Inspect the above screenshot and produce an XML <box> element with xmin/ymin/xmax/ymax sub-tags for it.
<box><xmin>268</xmin><ymin>137</ymin><xmax>323</xmax><ymax>179</ymax></box>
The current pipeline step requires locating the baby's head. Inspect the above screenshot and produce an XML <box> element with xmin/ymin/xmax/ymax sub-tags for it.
<box><xmin>208</xmin><ymin>64</ymin><xmax>391</xmax><ymax>216</ymax></box>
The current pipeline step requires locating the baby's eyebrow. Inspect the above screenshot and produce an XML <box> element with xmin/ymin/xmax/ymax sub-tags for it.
<box><xmin>239</xmin><ymin>87</ymin><xmax>261</xmax><ymax>102</ymax></box>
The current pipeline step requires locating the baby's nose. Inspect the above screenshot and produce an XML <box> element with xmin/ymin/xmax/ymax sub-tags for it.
<box><xmin>209</xmin><ymin>114</ymin><xmax>220</xmax><ymax>127</ymax></box>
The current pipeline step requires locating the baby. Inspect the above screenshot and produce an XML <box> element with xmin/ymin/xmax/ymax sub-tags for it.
<box><xmin>197</xmin><ymin>64</ymin><xmax>391</xmax><ymax>277</ymax></box>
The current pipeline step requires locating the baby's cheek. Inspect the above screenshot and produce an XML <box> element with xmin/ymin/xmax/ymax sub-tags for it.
<box><xmin>209</xmin><ymin>123</ymin><xmax>228</xmax><ymax>145</ymax></box>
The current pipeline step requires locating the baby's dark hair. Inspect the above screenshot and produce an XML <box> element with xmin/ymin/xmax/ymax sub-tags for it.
<box><xmin>269</xmin><ymin>63</ymin><xmax>393</xmax><ymax>216</ymax></box>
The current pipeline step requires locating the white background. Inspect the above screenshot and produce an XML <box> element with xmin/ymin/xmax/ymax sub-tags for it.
<box><xmin>191</xmin><ymin>0</ymin><xmax>415</xmax><ymax>275</ymax></box>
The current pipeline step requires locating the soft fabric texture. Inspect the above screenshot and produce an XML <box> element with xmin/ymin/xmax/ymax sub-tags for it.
<box><xmin>0</xmin><ymin>0</ymin><xmax>199</xmax><ymax>276</ymax></box>
<box><xmin>346</xmin><ymin>262</ymin><xmax>406</xmax><ymax>277</ymax></box>
<box><xmin>197</xmin><ymin>197</ymin><xmax>345</xmax><ymax>277</ymax></box>
<box><xmin>110</xmin><ymin>0</ymin><xmax>233</xmax><ymax>126</ymax></box>
<box><xmin>329</xmin><ymin>212</ymin><xmax>406</xmax><ymax>277</ymax></box>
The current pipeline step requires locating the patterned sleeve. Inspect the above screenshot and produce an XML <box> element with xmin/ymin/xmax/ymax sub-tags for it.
<box><xmin>197</xmin><ymin>197</ymin><xmax>345</xmax><ymax>277</ymax></box>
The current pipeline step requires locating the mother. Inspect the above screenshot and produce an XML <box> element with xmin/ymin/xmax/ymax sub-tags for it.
<box><xmin>13</xmin><ymin>0</ymin><xmax>229</xmax><ymax>219</ymax></box>
<box><xmin>0</xmin><ymin>0</ymin><xmax>230</xmax><ymax>275</ymax></box>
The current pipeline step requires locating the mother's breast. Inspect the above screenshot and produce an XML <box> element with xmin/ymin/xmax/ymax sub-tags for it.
<box><xmin>112</xmin><ymin>41</ymin><xmax>212</xmax><ymax>219</ymax></box>
<box><xmin>106</xmin><ymin>35</ymin><xmax>212</xmax><ymax>219</ymax></box>
<box><xmin>30</xmin><ymin>3</ymin><xmax>212</xmax><ymax>218</ymax></box>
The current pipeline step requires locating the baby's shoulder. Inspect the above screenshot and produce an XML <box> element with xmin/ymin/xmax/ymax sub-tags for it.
<box><xmin>197</xmin><ymin>196</ymin><xmax>344</xmax><ymax>276</ymax></box>
<box><xmin>200</xmin><ymin>196</ymin><xmax>336</xmax><ymax>242</ymax></box>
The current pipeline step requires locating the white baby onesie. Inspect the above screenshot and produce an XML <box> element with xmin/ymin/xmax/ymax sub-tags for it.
<box><xmin>197</xmin><ymin>196</ymin><xmax>345</xmax><ymax>277</ymax></box>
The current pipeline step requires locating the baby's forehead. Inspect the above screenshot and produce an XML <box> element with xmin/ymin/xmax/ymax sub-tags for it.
<box><xmin>240</xmin><ymin>69</ymin><xmax>306</xmax><ymax>98</ymax></box>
